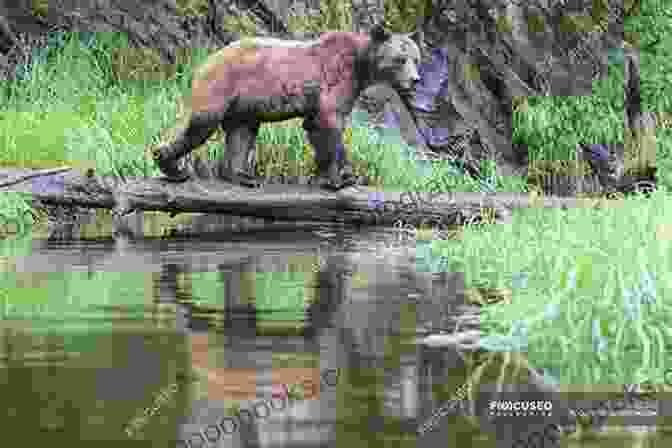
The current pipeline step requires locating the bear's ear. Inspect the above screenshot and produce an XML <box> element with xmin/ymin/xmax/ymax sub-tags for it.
<box><xmin>370</xmin><ymin>24</ymin><xmax>391</xmax><ymax>43</ymax></box>
<box><xmin>408</xmin><ymin>29</ymin><xmax>424</xmax><ymax>46</ymax></box>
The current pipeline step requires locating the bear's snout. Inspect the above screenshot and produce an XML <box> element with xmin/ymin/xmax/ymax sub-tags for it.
<box><xmin>398</xmin><ymin>78</ymin><xmax>419</xmax><ymax>93</ymax></box>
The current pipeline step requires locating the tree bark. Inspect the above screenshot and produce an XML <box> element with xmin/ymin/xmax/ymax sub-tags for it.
<box><xmin>0</xmin><ymin>15</ymin><xmax>19</xmax><ymax>54</ymax></box>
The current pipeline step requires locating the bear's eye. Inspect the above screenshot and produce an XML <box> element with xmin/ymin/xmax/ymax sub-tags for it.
<box><xmin>395</xmin><ymin>57</ymin><xmax>407</xmax><ymax>64</ymax></box>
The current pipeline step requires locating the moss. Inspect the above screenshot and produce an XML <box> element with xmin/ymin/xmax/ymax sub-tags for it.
<box><xmin>237</xmin><ymin>38</ymin><xmax>260</xmax><ymax>49</ymax></box>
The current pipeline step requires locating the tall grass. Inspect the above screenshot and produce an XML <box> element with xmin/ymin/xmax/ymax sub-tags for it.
<box><xmin>512</xmin><ymin>59</ymin><xmax>625</xmax><ymax>163</ymax></box>
<box><xmin>430</xmin><ymin>187</ymin><xmax>672</xmax><ymax>385</ymax></box>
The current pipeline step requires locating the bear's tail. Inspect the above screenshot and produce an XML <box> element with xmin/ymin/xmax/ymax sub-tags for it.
<box><xmin>153</xmin><ymin>111</ymin><xmax>223</xmax><ymax>181</ymax></box>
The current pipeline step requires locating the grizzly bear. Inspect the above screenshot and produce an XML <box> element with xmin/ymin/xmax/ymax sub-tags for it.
<box><xmin>152</xmin><ymin>25</ymin><xmax>423</xmax><ymax>190</ymax></box>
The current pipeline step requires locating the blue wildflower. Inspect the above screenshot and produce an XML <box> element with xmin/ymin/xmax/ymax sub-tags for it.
<box><xmin>592</xmin><ymin>318</ymin><xmax>609</xmax><ymax>361</ymax></box>
<box><xmin>566</xmin><ymin>269</ymin><xmax>577</xmax><ymax>291</ymax></box>
<box><xmin>510</xmin><ymin>319</ymin><xmax>528</xmax><ymax>340</ymax></box>
<box><xmin>478</xmin><ymin>320</ymin><xmax>529</xmax><ymax>352</ymax></box>
<box><xmin>511</xmin><ymin>272</ymin><xmax>529</xmax><ymax>290</ymax></box>
<box><xmin>542</xmin><ymin>303</ymin><xmax>561</xmax><ymax>321</ymax></box>
<box><xmin>540</xmin><ymin>367</ymin><xmax>561</xmax><ymax>388</ymax></box>
<box><xmin>619</xmin><ymin>271</ymin><xmax>643</xmax><ymax>321</ymax></box>
<box><xmin>367</xmin><ymin>191</ymin><xmax>385</xmax><ymax>210</ymax></box>
<box><xmin>637</xmin><ymin>269</ymin><xmax>657</xmax><ymax>306</ymax></box>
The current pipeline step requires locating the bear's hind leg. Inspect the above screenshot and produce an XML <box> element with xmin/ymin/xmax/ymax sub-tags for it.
<box><xmin>153</xmin><ymin>112</ymin><xmax>220</xmax><ymax>181</ymax></box>
<box><xmin>218</xmin><ymin>122</ymin><xmax>261</xmax><ymax>187</ymax></box>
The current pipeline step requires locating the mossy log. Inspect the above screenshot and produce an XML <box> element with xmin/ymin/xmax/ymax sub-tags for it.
<box><xmin>0</xmin><ymin>167</ymin><xmax>625</xmax><ymax>229</ymax></box>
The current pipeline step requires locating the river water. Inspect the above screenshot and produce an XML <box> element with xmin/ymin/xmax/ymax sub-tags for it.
<box><xmin>0</xmin><ymin>210</ymin><xmax>668</xmax><ymax>448</ymax></box>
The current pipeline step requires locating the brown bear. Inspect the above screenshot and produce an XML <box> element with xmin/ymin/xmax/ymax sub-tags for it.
<box><xmin>152</xmin><ymin>25</ymin><xmax>423</xmax><ymax>190</ymax></box>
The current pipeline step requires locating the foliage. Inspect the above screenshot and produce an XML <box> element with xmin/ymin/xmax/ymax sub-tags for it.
<box><xmin>383</xmin><ymin>0</ymin><xmax>430</xmax><ymax>33</ymax></box>
<box><xmin>624</xmin><ymin>0</ymin><xmax>672</xmax><ymax>112</ymax></box>
<box><xmin>174</xmin><ymin>0</ymin><xmax>210</xmax><ymax>16</ymax></box>
<box><xmin>434</xmin><ymin>187</ymin><xmax>672</xmax><ymax>385</ymax></box>
<box><xmin>286</xmin><ymin>0</ymin><xmax>353</xmax><ymax>33</ymax></box>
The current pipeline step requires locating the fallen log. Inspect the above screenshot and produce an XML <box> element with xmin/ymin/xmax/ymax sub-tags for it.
<box><xmin>0</xmin><ymin>166</ymin><xmax>626</xmax><ymax>229</ymax></box>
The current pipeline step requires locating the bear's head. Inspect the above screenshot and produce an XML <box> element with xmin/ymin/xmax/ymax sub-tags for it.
<box><xmin>367</xmin><ymin>24</ymin><xmax>423</xmax><ymax>94</ymax></box>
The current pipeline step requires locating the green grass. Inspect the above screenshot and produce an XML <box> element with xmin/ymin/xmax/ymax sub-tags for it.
<box><xmin>512</xmin><ymin>61</ymin><xmax>625</xmax><ymax>163</ymax></box>
<box><xmin>429</xmin><ymin>187</ymin><xmax>672</xmax><ymax>386</ymax></box>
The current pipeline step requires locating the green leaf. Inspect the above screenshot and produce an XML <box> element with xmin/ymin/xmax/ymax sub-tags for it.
<box><xmin>575</xmin><ymin>255</ymin><xmax>593</xmax><ymax>290</ymax></box>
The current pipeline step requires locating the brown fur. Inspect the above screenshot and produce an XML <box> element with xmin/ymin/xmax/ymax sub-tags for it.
<box><xmin>152</xmin><ymin>26</ymin><xmax>422</xmax><ymax>190</ymax></box>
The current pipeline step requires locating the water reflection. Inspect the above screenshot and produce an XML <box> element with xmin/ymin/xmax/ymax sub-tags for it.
<box><xmin>0</xmin><ymin>211</ymin><xmax>669</xmax><ymax>447</ymax></box>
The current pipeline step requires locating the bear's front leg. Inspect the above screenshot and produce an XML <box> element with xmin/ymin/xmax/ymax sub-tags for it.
<box><xmin>218</xmin><ymin>123</ymin><xmax>262</xmax><ymax>188</ymax></box>
<box><xmin>304</xmin><ymin>125</ymin><xmax>357</xmax><ymax>191</ymax></box>
<box><xmin>152</xmin><ymin>146</ymin><xmax>193</xmax><ymax>182</ymax></box>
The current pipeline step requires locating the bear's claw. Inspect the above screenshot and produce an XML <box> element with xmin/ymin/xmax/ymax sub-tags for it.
<box><xmin>309</xmin><ymin>173</ymin><xmax>358</xmax><ymax>191</ymax></box>
<box><xmin>153</xmin><ymin>149</ymin><xmax>192</xmax><ymax>182</ymax></box>
<box><xmin>219</xmin><ymin>170</ymin><xmax>263</xmax><ymax>188</ymax></box>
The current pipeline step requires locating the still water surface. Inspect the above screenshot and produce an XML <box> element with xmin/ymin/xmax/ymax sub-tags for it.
<box><xmin>0</xmin><ymin>211</ymin><xmax>667</xmax><ymax>447</ymax></box>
